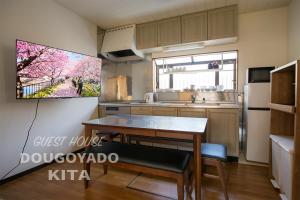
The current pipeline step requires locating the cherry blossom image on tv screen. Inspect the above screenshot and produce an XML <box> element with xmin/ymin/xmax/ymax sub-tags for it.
<box><xmin>16</xmin><ymin>40</ymin><xmax>102</xmax><ymax>99</ymax></box>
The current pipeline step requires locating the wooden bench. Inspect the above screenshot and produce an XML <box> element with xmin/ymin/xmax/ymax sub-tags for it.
<box><xmin>128</xmin><ymin>137</ymin><xmax>229</xmax><ymax>199</ymax></box>
<box><xmin>83</xmin><ymin>142</ymin><xmax>193</xmax><ymax>200</ymax></box>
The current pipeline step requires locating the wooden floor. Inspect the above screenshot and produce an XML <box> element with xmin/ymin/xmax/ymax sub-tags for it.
<box><xmin>0</xmin><ymin>161</ymin><xmax>280</xmax><ymax>200</ymax></box>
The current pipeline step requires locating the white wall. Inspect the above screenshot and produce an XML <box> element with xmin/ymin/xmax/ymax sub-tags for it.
<box><xmin>0</xmin><ymin>0</ymin><xmax>98</xmax><ymax>179</ymax></box>
<box><xmin>153</xmin><ymin>7</ymin><xmax>288</xmax><ymax>91</ymax></box>
<box><xmin>288</xmin><ymin>0</ymin><xmax>300</xmax><ymax>61</ymax></box>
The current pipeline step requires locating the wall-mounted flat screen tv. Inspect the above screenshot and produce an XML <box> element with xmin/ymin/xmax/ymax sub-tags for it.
<box><xmin>16</xmin><ymin>40</ymin><xmax>101</xmax><ymax>99</ymax></box>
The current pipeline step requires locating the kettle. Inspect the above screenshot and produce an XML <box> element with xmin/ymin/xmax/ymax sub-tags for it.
<box><xmin>144</xmin><ymin>93</ymin><xmax>154</xmax><ymax>103</ymax></box>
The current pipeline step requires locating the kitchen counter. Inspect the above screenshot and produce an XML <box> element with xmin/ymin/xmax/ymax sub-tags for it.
<box><xmin>99</xmin><ymin>102</ymin><xmax>240</xmax><ymax>109</ymax></box>
<box><xmin>98</xmin><ymin>101</ymin><xmax>240</xmax><ymax>158</ymax></box>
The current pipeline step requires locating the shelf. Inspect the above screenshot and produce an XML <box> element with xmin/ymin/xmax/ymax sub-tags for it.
<box><xmin>271</xmin><ymin>60</ymin><xmax>297</xmax><ymax>73</ymax></box>
<box><xmin>270</xmin><ymin>103</ymin><xmax>296</xmax><ymax>114</ymax></box>
<box><xmin>271</xmin><ymin>109</ymin><xmax>294</xmax><ymax>136</ymax></box>
<box><xmin>270</xmin><ymin>60</ymin><xmax>300</xmax><ymax>200</ymax></box>
<box><xmin>271</xmin><ymin>65</ymin><xmax>295</xmax><ymax>105</ymax></box>
<box><xmin>163</xmin><ymin>69</ymin><xmax>223</xmax><ymax>74</ymax></box>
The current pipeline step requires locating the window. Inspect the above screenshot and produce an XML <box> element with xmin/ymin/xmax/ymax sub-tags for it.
<box><xmin>155</xmin><ymin>51</ymin><xmax>237</xmax><ymax>90</ymax></box>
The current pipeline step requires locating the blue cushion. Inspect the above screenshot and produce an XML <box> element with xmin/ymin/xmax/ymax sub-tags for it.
<box><xmin>201</xmin><ymin>143</ymin><xmax>227</xmax><ymax>161</ymax></box>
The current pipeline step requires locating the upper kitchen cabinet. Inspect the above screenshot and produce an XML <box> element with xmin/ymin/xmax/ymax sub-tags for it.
<box><xmin>157</xmin><ymin>17</ymin><xmax>181</xmax><ymax>47</ymax></box>
<box><xmin>181</xmin><ymin>11</ymin><xmax>208</xmax><ymax>43</ymax></box>
<box><xmin>136</xmin><ymin>22</ymin><xmax>158</xmax><ymax>49</ymax></box>
<box><xmin>135</xmin><ymin>5</ymin><xmax>238</xmax><ymax>51</ymax></box>
<box><xmin>208</xmin><ymin>5</ymin><xmax>238</xmax><ymax>40</ymax></box>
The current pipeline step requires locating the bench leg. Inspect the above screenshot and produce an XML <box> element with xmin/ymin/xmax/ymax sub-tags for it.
<box><xmin>103</xmin><ymin>164</ymin><xmax>108</xmax><ymax>175</ymax></box>
<box><xmin>184</xmin><ymin>170</ymin><xmax>193</xmax><ymax>200</ymax></box>
<box><xmin>83</xmin><ymin>158</ymin><xmax>91</xmax><ymax>189</ymax></box>
<box><xmin>184</xmin><ymin>171</ymin><xmax>189</xmax><ymax>200</ymax></box>
<box><xmin>120</xmin><ymin>134</ymin><xmax>125</xmax><ymax>144</ymax></box>
<box><xmin>127</xmin><ymin>135</ymin><xmax>131</xmax><ymax>144</ymax></box>
<box><xmin>223</xmin><ymin>162</ymin><xmax>229</xmax><ymax>183</ymax></box>
<box><xmin>189</xmin><ymin>170</ymin><xmax>195</xmax><ymax>199</ymax></box>
<box><xmin>177</xmin><ymin>175</ymin><xmax>184</xmax><ymax>200</ymax></box>
<box><xmin>184</xmin><ymin>158</ymin><xmax>194</xmax><ymax>200</ymax></box>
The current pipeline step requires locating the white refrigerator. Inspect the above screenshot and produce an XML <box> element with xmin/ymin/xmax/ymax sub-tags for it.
<box><xmin>244</xmin><ymin>83</ymin><xmax>271</xmax><ymax>163</ymax></box>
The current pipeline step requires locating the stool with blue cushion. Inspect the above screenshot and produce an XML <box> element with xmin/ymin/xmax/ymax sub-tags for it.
<box><xmin>201</xmin><ymin>143</ymin><xmax>228</xmax><ymax>200</ymax></box>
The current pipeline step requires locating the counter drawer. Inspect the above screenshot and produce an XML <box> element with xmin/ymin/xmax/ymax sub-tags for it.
<box><xmin>131</xmin><ymin>107</ymin><xmax>153</xmax><ymax>115</ymax></box>
<box><xmin>178</xmin><ymin>108</ymin><xmax>206</xmax><ymax>117</ymax></box>
<box><xmin>152</xmin><ymin>107</ymin><xmax>178</xmax><ymax>116</ymax></box>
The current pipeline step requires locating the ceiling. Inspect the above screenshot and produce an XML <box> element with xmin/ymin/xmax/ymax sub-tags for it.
<box><xmin>55</xmin><ymin>0</ymin><xmax>291</xmax><ymax>29</ymax></box>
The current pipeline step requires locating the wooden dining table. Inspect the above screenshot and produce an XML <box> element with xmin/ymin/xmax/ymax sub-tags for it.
<box><xmin>82</xmin><ymin>114</ymin><xmax>208</xmax><ymax>200</ymax></box>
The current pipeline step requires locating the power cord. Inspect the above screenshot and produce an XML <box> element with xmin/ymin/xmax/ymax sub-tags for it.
<box><xmin>0</xmin><ymin>99</ymin><xmax>40</xmax><ymax>181</ymax></box>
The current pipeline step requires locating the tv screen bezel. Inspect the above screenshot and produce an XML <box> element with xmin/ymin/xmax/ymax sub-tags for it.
<box><xmin>16</xmin><ymin>39</ymin><xmax>102</xmax><ymax>100</ymax></box>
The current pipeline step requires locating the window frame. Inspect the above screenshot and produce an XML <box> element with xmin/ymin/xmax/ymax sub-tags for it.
<box><xmin>154</xmin><ymin>50</ymin><xmax>238</xmax><ymax>90</ymax></box>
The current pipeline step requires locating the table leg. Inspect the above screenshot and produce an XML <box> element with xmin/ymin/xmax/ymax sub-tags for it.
<box><xmin>84</xmin><ymin>125</ymin><xmax>92</xmax><ymax>189</ymax></box>
<box><xmin>194</xmin><ymin>134</ymin><xmax>202</xmax><ymax>200</ymax></box>
<box><xmin>85</xmin><ymin>125</ymin><xmax>93</xmax><ymax>149</ymax></box>
<box><xmin>83</xmin><ymin>156</ymin><xmax>90</xmax><ymax>188</ymax></box>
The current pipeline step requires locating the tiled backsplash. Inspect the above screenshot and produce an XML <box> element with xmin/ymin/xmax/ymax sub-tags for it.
<box><xmin>156</xmin><ymin>91</ymin><xmax>238</xmax><ymax>104</ymax></box>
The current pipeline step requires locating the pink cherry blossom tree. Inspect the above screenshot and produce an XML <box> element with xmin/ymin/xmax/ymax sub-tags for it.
<box><xmin>17</xmin><ymin>41</ymin><xmax>69</xmax><ymax>85</ymax></box>
<box><xmin>70</xmin><ymin>57</ymin><xmax>101</xmax><ymax>82</ymax></box>
<box><xmin>16</xmin><ymin>40</ymin><xmax>48</xmax><ymax>72</ymax></box>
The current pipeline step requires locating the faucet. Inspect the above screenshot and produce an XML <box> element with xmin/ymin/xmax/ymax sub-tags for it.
<box><xmin>191</xmin><ymin>94</ymin><xmax>196</xmax><ymax>104</ymax></box>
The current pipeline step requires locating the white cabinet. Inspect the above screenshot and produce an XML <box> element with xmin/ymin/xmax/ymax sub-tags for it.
<box><xmin>270</xmin><ymin>135</ymin><xmax>294</xmax><ymax>200</ymax></box>
<box><xmin>271</xmin><ymin>139</ymin><xmax>280</xmax><ymax>184</ymax></box>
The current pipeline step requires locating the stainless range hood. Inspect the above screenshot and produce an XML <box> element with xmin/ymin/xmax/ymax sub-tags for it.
<box><xmin>100</xmin><ymin>25</ymin><xmax>145</xmax><ymax>62</ymax></box>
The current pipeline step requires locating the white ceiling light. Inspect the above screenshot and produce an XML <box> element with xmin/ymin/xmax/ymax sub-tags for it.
<box><xmin>163</xmin><ymin>43</ymin><xmax>205</xmax><ymax>52</ymax></box>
